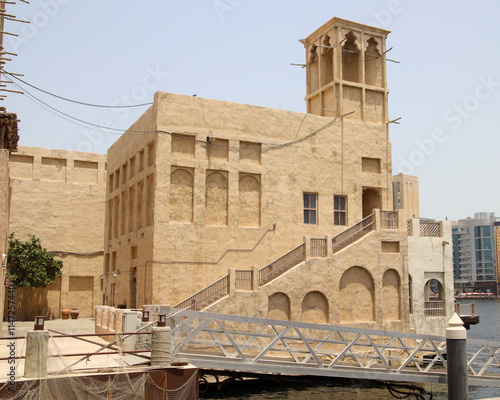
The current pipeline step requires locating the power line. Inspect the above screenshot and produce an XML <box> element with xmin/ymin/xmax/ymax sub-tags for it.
<box><xmin>2</xmin><ymin>71</ymin><xmax>154</xmax><ymax>108</ymax></box>
<box><xmin>8</xmin><ymin>79</ymin><xmax>125</xmax><ymax>134</ymax></box>
<box><xmin>8</xmin><ymin>77</ymin><xmax>339</xmax><ymax>152</ymax></box>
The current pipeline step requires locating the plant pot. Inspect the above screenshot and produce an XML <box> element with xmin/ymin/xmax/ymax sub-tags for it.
<box><xmin>61</xmin><ymin>308</ymin><xmax>70</xmax><ymax>320</ymax></box>
<box><xmin>70</xmin><ymin>309</ymin><xmax>79</xmax><ymax>319</ymax></box>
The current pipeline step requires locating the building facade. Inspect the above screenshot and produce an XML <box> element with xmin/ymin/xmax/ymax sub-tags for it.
<box><xmin>104</xmin><ymin>18</ymin><xmax>393</xmax><ymax>308</ymax></box>
<box><xmin>0</xmin><ymin>112</ymin><xmax>19</xmax><ymax>331</ymax></box>
<box><xmin>6</xmin><ymin>147</ymin><xmax>106</xmax><ymax>320</ymax></box>
<box><xmin>101</xmin><ymin>17</ymin><xmax>454</xmax><ymax>335</ymax></box>
<box><xmin>452</xmin><ymin>212</ymin><xmax>499</xmax><ymax>294</ymax></box>
<box><xmin>496</xmin><ymin>221</ymin><xmax>500</xmax><ymax>292</ymax></box>
<box><xmin>392</xmin><ymin>173</ymin><xmax>419</xmax><ymax>220</ymax></box>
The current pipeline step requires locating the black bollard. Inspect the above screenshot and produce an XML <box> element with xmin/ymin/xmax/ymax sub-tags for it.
<box><xmin>446</xmin><ymin>313</ymin><xmax>469</xmax><ymax>400</ymax></box>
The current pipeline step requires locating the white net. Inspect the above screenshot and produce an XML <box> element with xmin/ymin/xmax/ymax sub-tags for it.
<box><xmin>0</xmin><ymin>370</ymin><xmax>198</xmax><ymax>400</ymax></box>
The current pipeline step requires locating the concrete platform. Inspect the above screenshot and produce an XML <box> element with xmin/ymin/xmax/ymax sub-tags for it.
<box><xmin>0</xmin><ymin>318</ymin><xmax>149</xmax><ymax>382</ymax></box>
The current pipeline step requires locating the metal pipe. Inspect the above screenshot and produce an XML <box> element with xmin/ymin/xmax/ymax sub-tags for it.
<box><xmin>0</xmin><ymin>349</ymin><xmax>151</xmax><ymax>362</ymax></box>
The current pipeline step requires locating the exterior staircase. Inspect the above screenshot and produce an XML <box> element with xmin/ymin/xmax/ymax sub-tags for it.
<box><xmin>173</xmin><ymin>211</ymin><xmax>397</xmax><ymax>312</ymax></box>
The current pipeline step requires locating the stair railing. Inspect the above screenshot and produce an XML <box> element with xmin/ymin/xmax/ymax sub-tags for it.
<box><xmin>332</xmin><ymin>213</ymin><xmax>375</xmax><ymax>253</ymax></box>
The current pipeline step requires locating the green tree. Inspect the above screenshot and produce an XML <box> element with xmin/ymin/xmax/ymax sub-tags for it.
<box><xmin>7</xmin><ymin>233</ymin><xmax>63</xmax><ymax>288</ymax></box>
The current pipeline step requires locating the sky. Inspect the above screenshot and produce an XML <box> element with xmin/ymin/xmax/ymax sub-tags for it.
<box><xmin>2</xmin><ymin>0</ymin><xmax>499</xmax><ymax>222</ymax></box>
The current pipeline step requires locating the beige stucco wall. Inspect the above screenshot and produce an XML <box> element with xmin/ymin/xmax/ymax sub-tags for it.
<box><xmin>103</xmin><ymin>89</ymin><xmax>395</xmax><ymax>309</ymax></box>
<box><xmin>0</xmin><ymin>150</ymin><xmax>10</xmax><ymax>332</ymax></box>
<box><xmin>407</xmin><ymin>220</ymin><xmax>454</xmax><ymax>336</ymax></box>
<box><xmin>208</xmin><ymin>227</ymin><xmax>410</xmax><ymax>332</ymax></box>
<box><xmin>102</xmin><ymin>17</ymin><xmax>396</xmax><ymax>311</ymax></box>
<box><xmin>105</xmin><ymin>107</ymin><xmax>157</xmax><ymax>308</ymax></box>
<box><xmin>6</xmin><ymin>147</ymin><xmax>106</xmax><ymax>320</ymax></box>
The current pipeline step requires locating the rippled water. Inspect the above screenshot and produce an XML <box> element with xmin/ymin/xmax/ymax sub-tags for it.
<box><xmin>201</xmin><ymin>299</ymin><xmax>500</xmax><ymax>400</ymax></box>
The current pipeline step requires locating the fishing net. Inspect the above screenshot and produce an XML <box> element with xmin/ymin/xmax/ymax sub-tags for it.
<box><xmin>0</xmin><ymin>371</ymin><xmax>198</xmax><ymax>399</ymax></box>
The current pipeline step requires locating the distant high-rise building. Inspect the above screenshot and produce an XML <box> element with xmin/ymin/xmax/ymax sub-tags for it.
<box><xmin>452</xmin><ymin>212</ymin><xmax>499</xmax><ymax>294</ymax></box>
<box><xmin>495</xmin><ymin>221</ymin><xmax>500</xmax><ymax>291</ymax></box>
<box><xmin>392</xmin><ymin>173</ymin><xmax>419</xmax><ymax>220</ymax></box>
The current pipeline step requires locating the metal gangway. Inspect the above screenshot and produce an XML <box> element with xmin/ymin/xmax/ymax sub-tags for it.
<box><xmin>169</xmin><ymin>309</ymin><xmax>500</xmax><ymax>388</ymax></box>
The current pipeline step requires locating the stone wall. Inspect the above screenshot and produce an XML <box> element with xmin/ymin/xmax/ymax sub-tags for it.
<box><xmin>104</xmin><ymin>89</ymin><xmax>395</xmax><ymax>309</ymax></box>
<box><xmin>5</xmin><ymin>147</ymin><xmax>106</xmax><ymax>320</ymax></box>
<box><xmin>407</xmin><ymin>219</ymin><xmax>454</xmax><ymax>336</ymax></box>
<box><xmin>207</xmin><ymin>216</ymin><xmax>410</xmax><ymax>332</ymax></box>
<box><xmin>0</xmin><ymin>150</ymin><xmax>10</xmax><ymax>332</ymax></box>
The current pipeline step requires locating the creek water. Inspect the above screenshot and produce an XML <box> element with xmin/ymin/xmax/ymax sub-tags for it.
<box><xmin>200</xmin><ymin>299</ymin><xmax>500</xmax><ymax>400</ymax></box>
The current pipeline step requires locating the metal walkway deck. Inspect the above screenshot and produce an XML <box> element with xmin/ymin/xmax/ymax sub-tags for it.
<box><xmin>169</xmin><ymin>309</ymin><xmax>500</xmax><ymax>387</ymax></box>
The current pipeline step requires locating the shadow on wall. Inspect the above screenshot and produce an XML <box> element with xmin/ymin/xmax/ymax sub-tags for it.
<box><xmin>3</xmin><ymin>284</ymin><xmax>58</xmax><ymax>321</ymax></box>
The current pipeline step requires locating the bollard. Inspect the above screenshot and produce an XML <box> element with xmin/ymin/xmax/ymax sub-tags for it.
<box><xmin>446</xmin><ymin>313</ymin><xmax>468</xmax><ymax>400</ymax></box>
<box><xmin>151</xmin><ymin>326</ymin><xmax>172</xmax><ymax>367</ymax></box>
<box><xmin>24</xmin><ymin>330</ymin><xmax>49</xmax><ymax>378</ymax></box>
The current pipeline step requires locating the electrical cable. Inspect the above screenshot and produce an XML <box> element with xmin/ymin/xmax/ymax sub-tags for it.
<box><xmin>2</xmin><ymin>71</ymin><xmax>153</xmax><ymax>108</ymax></box>
<box><xmin>7</xmin><ymin>79</ymin><xmax>127</xmax><ymax>133</ymax></box>
<box><xmin>8</xmin><ymin>79</ymin><xmax>123</xmax><ymax>134</ymax></box>
<box><xmin>6</xmin><ymin>75</ymin><xmax>340</xmax><ymax>153</ymax></box>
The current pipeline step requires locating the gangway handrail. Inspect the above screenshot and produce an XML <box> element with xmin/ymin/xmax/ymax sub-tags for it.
<box><xmin>169</xmin><ymin>309</ymin><xmax>500</xmax><ymax>388</ymax></box>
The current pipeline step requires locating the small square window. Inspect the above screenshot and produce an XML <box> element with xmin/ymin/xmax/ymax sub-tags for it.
<box><xmin>303</xmin><ymin>193</ymin><xmax>317</xmax><ymax>224</ymax></box>
<box><xmin>334</xmin><ymin>195</ymin><xmax>347</xmax><ymax>226</ymax></box>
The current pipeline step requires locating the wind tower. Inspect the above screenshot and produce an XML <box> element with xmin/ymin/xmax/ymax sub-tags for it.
<box><xmin>301</xmin><ymin>18</ymin><xmax>393</xmax><ymax>216</ymax></box>
<box><xmin>301</xmin><ymin>17</ymin><xmax>390</xmax><ymax>124</ymax></box>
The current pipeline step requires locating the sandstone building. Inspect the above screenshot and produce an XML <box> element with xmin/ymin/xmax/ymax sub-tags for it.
<box><xmin>6</xmin><ymin>147</ymin><xmax>106</xmax><ymax>319</ymax></box>
<box><xmin>101</xmin><ymin>18</ymin><xmax>454</xmax><ymax>335</ymax></box>
<box><xmin>0</xmin><ymin>111</ymin><xmax>19</xmax><ymax>331</ymax></box>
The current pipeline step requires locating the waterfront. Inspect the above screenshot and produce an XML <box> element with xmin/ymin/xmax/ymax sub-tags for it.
<box><xmin>201</xmin><ymin>299</ymin><xmax>500</xmax><ymax>400</ymax></box>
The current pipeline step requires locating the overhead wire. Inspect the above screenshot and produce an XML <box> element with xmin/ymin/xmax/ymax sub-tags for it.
<box><xmin>5</xmin><ymin>73</ymin><xmax>339</xmax><ymax>152</ymax></box>
<box><xmin>2</xmin><ymin>71</ymin><xmax>154</xmax><ymax>108</ymax></box>
<box><xmin>7</xmin><ymin>78</ymin><xmax>125</xmax><ymax>135</ymax></box>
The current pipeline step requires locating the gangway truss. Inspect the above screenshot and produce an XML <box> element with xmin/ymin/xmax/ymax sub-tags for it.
<box><xmin>168</xmin><ymin>309</ymin><xmax>500</xmax><ymax>387</ymax></box>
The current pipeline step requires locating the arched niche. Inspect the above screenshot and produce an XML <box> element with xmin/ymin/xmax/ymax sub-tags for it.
<box><xmin>239</xmin><ymin>174</ymin><xmax>260</xmax><ymax>227</ymax></box>
<box><xmin>301</xmin><ymin>291</ymin><xmax>329</xmax><ymax>324</ymax></box>
<box><xmin>382</xmin><ymin>269</ymin><xmax>401</xmax><ymax>321</ymax></box>
<box><xmin>339</xmin><ymin>266</ymin><xmax>374</xmax><ymax>322</ymax></box>
<box><xmin>170</xmin><ymin>168</ymin><xmax>194</xmax><ymax>223</ymax></box>
<box><xmin>205</xmin><ymin>171</ymin><xmax>228</xmax><ymax>226</ymax></box>
<box><xmin>268</xmin><ymin>292</ymin><xmax>291</xmax><ymax>321</ymax></box>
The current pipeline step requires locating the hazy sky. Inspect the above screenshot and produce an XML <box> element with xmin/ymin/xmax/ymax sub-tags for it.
<box><xmin>2</xmin><ymin>0</ymin><xmax>499</xmax><ymax>222</ymax></box>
